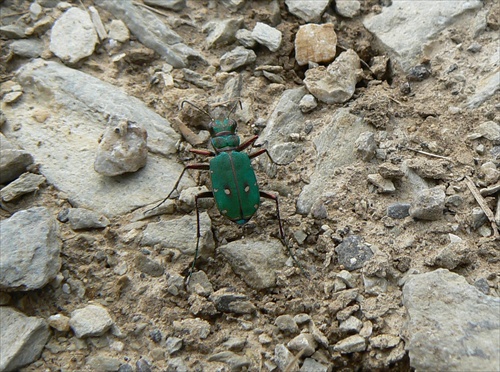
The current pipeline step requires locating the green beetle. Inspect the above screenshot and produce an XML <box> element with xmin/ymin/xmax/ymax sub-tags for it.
<box><xmin>150</xmin><ymin>100</ymin><xmax>304</xmax><ymax>281</ymax></box>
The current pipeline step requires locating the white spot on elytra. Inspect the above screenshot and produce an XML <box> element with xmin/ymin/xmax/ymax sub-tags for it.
<box><xmin>224</xmin><ymin>188</ymin><xmax>231</xmax><ymax>195</ymax></box>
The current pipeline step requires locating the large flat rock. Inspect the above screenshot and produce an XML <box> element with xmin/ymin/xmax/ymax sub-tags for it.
<box><xmin>2</xmin><ymin>59</ymin><xmax>193</xmax><ymax>217</ymax></box>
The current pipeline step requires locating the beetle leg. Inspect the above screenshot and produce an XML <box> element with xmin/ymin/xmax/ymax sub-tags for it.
<box><xmin>237</xmin><ymin>135</ymin><xmax>259</xmax><ymax>151</ymax></box>
<box><xmin>260</xmin><ymin>191</ymin><xmax>310</xmax><ymax>279</ymax></box>
<box><xmin>248</xmin><ymin>149</ymin><xmax>277</xmax><ymax>164</ymax></box>
<box><xmin>186</xmin><ymin>190</ymin><xmax>214</xmax><ymax>285</ymax></box>
<box><xmin>190</xmin><ymin>148</ymin><xmax>215</xmax><ymax>157</ymax></box>
<box><xmin>145</xmin><ymin>163</ymin><xmax>210</xmax><ymax>214</ymax></box>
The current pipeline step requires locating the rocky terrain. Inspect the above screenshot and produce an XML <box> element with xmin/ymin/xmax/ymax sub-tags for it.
<box><xmin>1</xmin><ymin>0</ymin><xmax>499</xmax><ymax>371</ymax></box>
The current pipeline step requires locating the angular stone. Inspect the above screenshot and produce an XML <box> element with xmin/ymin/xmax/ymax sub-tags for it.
<box><xmin>403</xmin><ymin>269</ymin><xmax>500</xmax><ymax>371</ymax></box>
<box><xmin>335</xmin><ymin>235</ymin><xmax>374</xmax><ymax>271</ymax></box>
<box><xmin>57</xmin><ymin>207</ymin><xmax>110</xmax><ymax>230</ymax></box>
<box><xmin>335</xmin><ymin>0</ymin><xmax>361</xmax><ymax>18</ymax></box>
<box><xmin>0</xmin><ymin>307</ymin><xmax>50</xmax><ymax>372</ymax></box>
<box><xmin>295</xmin><ymin>23</ymin><xmax>337</xmax><ymax>66</ymax></box>
<box><xmin>285</xmin><ymin>0</ymin><xmax>330</xmax><ymax>22</ymax></box>
<box><xmin>70</xmin><ymin>304</ymin><xmax>114</xmax><ymax>338</ymax></box>
<box><xmin>50</xmin><ymin>7</ymin><xmax>98</xmax><ymax>64</ymax></box>
<box><xmin>0</xmin><ymin>207</ymin><xmax>61</xmax><ymax>291</ymax></box>
<box><xmin>251</xmin><ymin>22</ymin><xmax>282</xmax><ymax>52</ymax></box>
<box><xmin>141</xmin><ymin>212</ymin><xmax>214</xmax><ymax>257</ymax></box>
<box><xmin>204</xmin><ymin>17</ymin><xmax>243</xmax><ymax>48</ymax></box>
<box><xmin>409</xmin><ymin>187</ymin><xmax>446</xmax><ymax>220</ymax></box>
<box><xmin>220</xmin><ymin>46</ymin><xmax>256</xmax><ymax>72</ymax></box>
<box><xmin>333</xmin><ymin>334</ymin><xmax>366</xmax><ymax>353</ymax></box>
<box><xmin>0</xmin><ymin>172</ymin><xmax>45</xmax><ymax>202</ymax></box>
<box><xmin>219</xmin><ymin>239</ymin><xmax>287</xmax><ymax>289</ymax></box>
<box><xmin>94</xmin><ymin>119</ymin><xmax>148</xmax><ymax>176</ymax></box>
<box><xmin>304</xmin><ymin>49</ymin><xmax>361</xmax><ymax>104</ymax></box>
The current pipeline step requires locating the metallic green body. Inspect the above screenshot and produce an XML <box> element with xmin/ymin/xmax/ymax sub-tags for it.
<box><xmin>210</xmin><ymin>151</ymin><xmax>260</xmax><ymax>225</ymax></box>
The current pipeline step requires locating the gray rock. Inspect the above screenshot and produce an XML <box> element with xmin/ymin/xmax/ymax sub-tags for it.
<box><xmin>362</xmin><ymin>273</ymin><xmax>388</xmax><ymax>295</ymax></box>
<box><xmin>204</xmin><ymin>17</ymin><xmax>243</xmax><ymax>48</ymax></box>
<box><xmin>334</xmin><ymin>334</ymin><xmax>366</xmax><ymax>353</ymax></box>
<box><xmin>94</xmin><ymin>119</ymin><xmax>148</xmax><ymax>176</ymax></box>
<box><xmin>87</xmin><ymin>356</ymin><xmax>121</xmax><ymax>371</ymax></box>
<box><xmin>143</xmin><ymin>0</ymin><xmax>186</xmax><ymax>12</ymax></box>
<box><xmin>465</xmin><ymin>69</ymin><xmax>500</xmax><ymax>109</ymax></box>
<box><xmin>295</xmin><ymin>23</ymin><xmax>337</xmax><ymax>66</ymax></box>
<box><xmin>0</xmin><ymin>172</ymin><xmax>45</xmax><ymax>202</ymax></box>
<box><xmin>235</xmin><ymin>29</ymin><xmax>256</xmax><ymax>48</ymax></box>
<box><xmin>369</xmin><ymin>334</ymin><xmax>400</xmax><ymax>349</ymax></box>
<box><xmin>364</xmin><ymin>0</ymin><xmax>482</xmax><ymax>71</ymax></box>
<box><xmin>57</xmin><ymin>207</ymin><xmax>110</xmax><ymax>230</ymax></box>
<box><xmin>118</xmin><ymin>363</ymin><xmax>134</xmax><ymax>372</ymax></box>
<box><xmin>387</xmin><ymin>203</ymin><xmax>411</xmax><ymax>219</ymax></box>
<box><xmin>304</xmin><ymin>49</ymin><xmax>361</xmax><ymax>104</ymax></box>
<box><xmin>135</xmin><ymin>358</ymin><xmax>152</xmax><ymax>372</ymax></box>
<box><xmin>335</xmin><ymin>235</ymin><xmax>374</xmax><ymax>271</ymax></box>
<box><xmin>427</xmin><ymin>241</ymin><xmax>473</xmax><ymax>270</ymax></box>
<box><xmin>251</xmin><ymin>22</ymin><xmax>282</xmax><ymax>52</ymax></box>
<box><xmin>165</xmin><ymin>336</ymin><xmax>183</xmax><ymax>355</ymax></box>
<box><xmin>220</xmin><ymin>0</ymin><xmax>246</xmax><ymax>11</ymax></box>
<box><xmin>222</xmin><ymin>337</ymin><xmax>246</xmax><ymax>352</ymax></box>
<box><xmin>298</xmin><ymin>94</ymin><xmax>317</xmax><ymax>113</ymax></box>
<box><xmin>209</xmin><ymin>288</ymin><xmax>256</xmax><ymax>314</ymax></box>
<box><xmin>3</xmin><ymin>59</ymin><xmax>189</xmax><ymax>217</ymax></box>
<box><xmin>300</xmin><ymin>358</ymin><xmax>328</xmax><ymax>372</ymax></box>
<box><xmin>208</xmin><ymin>351</ymin><xmax>250</xmax><ymax>370</ymax></box>
<box><xmin>273</xmin><ymin>344</ymin><xmax>295</xmax><ymax>371</ymax></box>
<box><xmin>70</xmin><ymin>304</ymin><xmax>114</xmax><ymax>338</ymax></box>
<box><xmin>95</xmin><ymin>0</ymin><xmax>189</xmax><ymax>68</ymax></box>
<box><xmin>339</xmin><ymin>316</ymin><xmax>363</xmax><ymax>333</ymax></box>
<box><xmin>403</xmin><ymin>269</ymin><xmax>500</xmax><ymax>371</ymax></box>
<box><xmin>107</xmin><ymin>20</ymin><xmax>129</xmax><ymax>43</ymax></box>
<box><xmin>0</xmin><ymin>24</ymin><xmax>26</xmax><ymax>39</ymax></box>
<box><xmin>166</xmin><ymin>357</ymin><xmax>188</xmax><ymax>372</ymax></box>
<box><xmin>219</xmin><ymin>238</ymin><xmax>287</xmax><ymax>289</ymax></box>
<box><xmin>255</xmin><ymin>87</ymin><xmax>307</xmax><ymax>165</ymax></box>
<box><xmin>141</xmin><ymin>212</ymin><xmax>214</xmax><ymax>257</ymax></box>
<box><xmin>0</xmin><ymin>207</ymin><xmax>61</xmax><ymax>291</ymax></box>
<box><xmin>48</xmin><ymin>314</ymin><xmax>71</xmax><ymax>332</ymax></box>
<box><xmin>335</xmin><ymin>0</ymin><xmax>361</xmax><ymax>18</ymax></box>
<box><xmin>409</xmin><ymin>186</ymin><xmax>446</xmax><ymax>220</ymax></box>
<box><xmin>50</xmin><ymin>7</ymin><xmax>98</xmax><ymax>64</ymax></box>
<box><xmin>220</xmin><ymin>46</ymin><xmax>257</xmax><ymax>72</ymax></box>
<box><xmin>467</xmin><ymin>121</ymin><xmax>500</xmax><ymax>142</ymax></box>
<box><xmin>367</xmin><ymin>174</ymin><xmax>395</xmax><ymax>194</ymax></box>
<box><xmin>296</xmin><ymin>109</ymin><xmax>371</xmax><ymax>214</ymax></box>
<box><xmin>186</xmin><ymin>270</ymin><xmax>213</xmax><ymax>297</ymax></box>
<box><xmin>355</xmin><ymin>132</ymin><xmax>377</xmax><ymax>161</ymax></box>
<box><xmin>0</xmin><ymin>134</ymin><xmax>34</xmax><ymax>184</ymax></box>
<box><xmin>172</xmin><ymin>318</ymin><xmax>210</xmax><ymax>340</ymax></box>
<box><xmin>9</xmin><ymin>39</ymin><xmax>44</xmax><ymax>58</ymax></box>
<box><xmin>287</xmin><ymin>333</ymin><xmax>317</xmax><ymax>357</ymax></box>
<box><xmin>135</xmin><ymin>254</ymin><xmax>165</xmax><ymax>277</ymax></box>
<box><xmin>0</xmin><ymin>307</ymin><xmax>50</xmax><ymax>372</ymax></box>
<box><xmin>285</xmin><ymin>0</ymin><xmax>330</xmax><ymax>22</ymax></box>
<box><xmin>275</xmin><ymin>314</ymin><xmax>299</xmax><ymax>335</ymax></box>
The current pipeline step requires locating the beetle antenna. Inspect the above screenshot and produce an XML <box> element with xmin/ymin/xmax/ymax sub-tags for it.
<box><xmin>227</xmin><ymin>98</ymin><xmax>242</xmax><ymax>119</ymax></box>
<box><xmin>181</xmin><ymin>100</ymin><xmax>214</xmax><ymax>121</ymax></box>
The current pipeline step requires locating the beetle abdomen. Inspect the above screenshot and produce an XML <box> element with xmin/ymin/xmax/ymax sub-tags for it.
<box><xmin>210</xmin><ymin>151</ymin><xmax>260</xmax><ymax>224</ymax></box>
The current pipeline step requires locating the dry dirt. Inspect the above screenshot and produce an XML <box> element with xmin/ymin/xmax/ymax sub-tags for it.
<box><xmin>1</xmin><ymin>0</ymin><xmax>499</xmax><ymax>371</ymax></box>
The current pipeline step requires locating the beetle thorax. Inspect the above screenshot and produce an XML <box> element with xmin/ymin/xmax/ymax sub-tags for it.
<box><xmin>210</xmin><ymin>118</ymin><xmax>240</xmax><ymax>151</ymax></box>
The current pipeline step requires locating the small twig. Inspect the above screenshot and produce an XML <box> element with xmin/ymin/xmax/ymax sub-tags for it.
<box><xmin>388</xmin><ymin>96</ymin><xmax>403</xmax><ymax>105</ymax></box>
<box><xmin>405</xmin><ymin>147</ymin><xmax>453</xmax><ymax>162</ymax></box>
<box><xmin>465</xmin><ymin>175</ymin><xmax>500</xmax><ymax>240</ymax></box>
